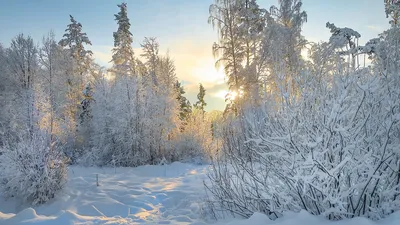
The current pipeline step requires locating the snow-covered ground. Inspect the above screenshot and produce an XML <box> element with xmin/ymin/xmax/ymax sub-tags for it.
<box><xmin>0</xmin><ymin>162</ymin><xmax>399</xmax><ymax>225</ymax></box>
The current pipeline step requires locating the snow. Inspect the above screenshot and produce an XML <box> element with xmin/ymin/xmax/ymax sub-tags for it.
<box><xmin>0</xmin><ymin>162</ymin><xmax>208</xmax><ymax>224</ymax></box>
<box><xmin>0</xmin><ymin>162</ymin><xmax>399</xmax><ymax>225</ymax></box>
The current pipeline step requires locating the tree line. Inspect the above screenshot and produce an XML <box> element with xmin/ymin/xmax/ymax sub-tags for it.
<box><xmin>0</xmin><ymin>3</ymin><xmax>219</xmax><ymax>206</ymax></box>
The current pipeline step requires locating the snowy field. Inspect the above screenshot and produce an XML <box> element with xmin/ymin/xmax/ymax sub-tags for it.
<box><xmin>0</xmin><ymin>162</ymin><xmax>399</xmax><ymax>225</ymax></box>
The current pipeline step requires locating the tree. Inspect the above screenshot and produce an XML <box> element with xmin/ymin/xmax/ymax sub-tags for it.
<box><xmin>6</xmin><ymin>34</ymin><xmax>38</xmax><ymax>136</ymax></box>
<box><xmin>385</xmin><ymin>0</ymin><xmax>400</xmax><ymax>26</ymax></box>
<box><xmin>59</xmin><ymin>15</ymin><xmax>93</xmax><ymax>154</ymax></box>
<box><xmin>172</xmin><ymin>109</ymin><xmax>216</xmax><ymax>164</ymax></box>
<box><xmin>205</xmin><ymin>1</ymin><xmax>400</xmax><ymax>221</ymax></box>
<box><xmin>0</xmin><ymin>43</ymin><xmax>13</xmax><ymax>146</ymax></box>
<box><xmin>77</xmin><ymin>82</ymin><xmax>94</xmax><ymax>151</ymax></box>
<box><xmin>59</xmin><ymin>15</ymin><xmax>93</xmax><ymax>88</ymax></box>
<box><xmin>368</xmin><ymin>1</ymin><xmax>400</xmax><ymax>75</ymax></box>
<box><xmin>175</xmin><ymin>81</ymin><xmax>192</xmax><ymax>121</ymax></box>
<box><xmin>158</xmin><ymin>52</ymin><xmax>177</xmax><ymax>93</ymax></box>
<box><xmin>237</xmin><ymin>0</ymin><xmax>267</xmax><ymax>102</ymax></box>
<box><xmin>112</xmin><ymin>3</ymin><xmax>136</xmax><ymax>77</ymax></box>
<box><xmin>80</xmin><ymin>82</ymin><xmax>94</xmax><ymax>125</ymax></box>
<box><xmin>209</xmin><ymin>0</ymin><xmax>267</xmax><ymax>110</ymax></box>
<box><xmin>0</xmin><ymin>34</ymin><xmax>67</xmax><ymax>206</ymax></box>
<box><xmin>326</xmin><ymin>22</ymin><xmax>361</xmax><ymax>71</ymax></box>
<box><xmin>7</xmin><ymin>34</ymin><xmax>38</xmax><ymax>90</ymax></box>
<box><xmin>194</xmin><ymin>83</ymin><xmax>207</xmax><ymax>113</ymax></box>
<box><xmin>209</xmin><ymin>0</ymin><xmax>244</xmax><ymax>103</ymax></box>
<box><xmin>260</xmin><ymin>0</ymin><xmax>307</xmax><ymax>105</ymax></box>
<box><xmin>84</xmin><ymin>4</ymin><xmax>181</xmax><ymax>166</ymax></box>
<box><xmin>38</xmin><ymin>31</ymin><xmax>66</xmax><ymax>144</ymax></box>
<box><xmin>141</xmin><ymin>37</ymin><xmax>159</xmax><ymax>86</ymax></box>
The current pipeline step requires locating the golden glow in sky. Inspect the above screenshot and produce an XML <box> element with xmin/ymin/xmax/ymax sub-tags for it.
<box><xmin>191</xmin><ymin>59</ymin><xmax>225</xmax><ymax>86</ymax></box>
<box><xmin>213</xmin><ymin>90</ymin><xmax>238</xmax><ymax>101</ymax></box>
<box><xmin>92</xmin><ymin>41</ymin><xmax>230</xmax><ymax>111</ymax></box>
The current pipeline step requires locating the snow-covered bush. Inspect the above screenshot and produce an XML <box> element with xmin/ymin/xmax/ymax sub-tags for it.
<box><xmin>172</xmin><ymin>133</ymin><xmax>205</xmax><ymax>164</ymax></box>
<box><xmin>206</xmin><ymin>66</ymin><xmax>400</xmax><ymax>220</ymax></box>
<box><xmin>206</xmin><ymin>43</ymin><xmax>400</xmax><ymax>222</ymax></box>
<box><xmin>0</xmin><ymin>131</ymin><xmax>67</xmax><ymax>205</ymax></box>
<box><xmin>205</xmin><ymin>12</ymin><xmax>400</xmax><ymax>219</ymax></box>
<box><xmin>171</xmin><ymin>109</ymin><xmax>221</xmax><ymax>164</ymax></box>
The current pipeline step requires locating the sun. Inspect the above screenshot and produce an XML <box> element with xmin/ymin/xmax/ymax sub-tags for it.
<box><xmin>229</xmin><ymin>91</ymin><xmax>238</xmax><ymax>100</ymax></box>
<box><xmin>214</xmin><ymin>90</ymin><xmax>238</xmax><ymax>101</ymax></box>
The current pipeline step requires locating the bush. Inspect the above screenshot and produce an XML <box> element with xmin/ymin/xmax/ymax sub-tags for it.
<box><xmin>172</xmin><ymin>133</ymin><xmax>206</xmax><ymax>164</ymax></box>
<box><xmin>205</xmin><ymin>71</ymin><xmax>400</xmax><ymax>221</ymax></box>
<box><xmin>171</xmin><ymin>109</ymin><xmax>220</xmax><ymax>164</ymax></box>
<box><xmin>0</xmin><ymin>131</ymin><xmax>67</xmax><ymax>205</ymax></box>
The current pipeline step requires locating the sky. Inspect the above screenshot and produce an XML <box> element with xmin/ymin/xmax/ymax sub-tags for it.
<box><xmin>0</xmin><ymin>0</ymin><xmax>390</xmax><ymax>111</ymax></box>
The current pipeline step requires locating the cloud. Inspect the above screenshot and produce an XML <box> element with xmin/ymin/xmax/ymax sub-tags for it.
<box><xmin>91</xmin><ymin>45</ymin><xmax>113</xmax><ymax>67</ymax></box>
<box><xmin>92</xmin><ymin>51</ymin><xmax>112</xmax><ymax>67</ymax></box>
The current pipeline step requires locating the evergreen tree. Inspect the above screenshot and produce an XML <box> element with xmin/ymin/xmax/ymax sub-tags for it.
<box><xmin>194</xmin><ymin>83</ymin><xmax>207</xmax><ymax>113</ymax></box>
<box><xmin>59</xmin><ymin>15</ymin><xmax>93</xmax><ymax>153</ymax></box>
<box><xmin>174</xmin><ymin>81</ymin><xmax>192</xmax><ymax>121</ymax></box>
<box><xmin>79</xmin><ymin>82</ymin><xmax>93</xmax><ymax>126</ymax></box>
<box><xmin>59</xmin><ymin>15</ymin><xmax>93</xmax><ymax>87</ymax></box>
<box><xmin>111</xmin><ymin>2</ymin><xmax>137</xmax><ymax>149</ymax></box>
<box><xmin>112</xmin><ymin>3</ymin><xmax>136</xmax><ymax>76</ymax></box>
<box><xmin>76</xmin><ymin>82</ymin><xmax>94</xmax><ymax>151</ymax></box>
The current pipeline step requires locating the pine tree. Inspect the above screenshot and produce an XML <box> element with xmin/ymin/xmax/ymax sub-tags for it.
<box><xmin>59</xmin><ymin>15</ymin><xmax>93</xmax><ymax>87</ymax></box>
<box><xmin>59</xmin><ymin>15</ymin><xmax>93</xmax><ymax>156</ymax></box>
<box><xmin>79</xmin><ymin>82</ymin><xmax>93</xmax><ymax>126</ymax></box>
<box><xmin>77</xmin><ymin>82</ymin><xmax>94</xmax><ymax>151</ymax></box>
<box><xmin>111</xmin><ymin>2</ymin><xmax>138</xmax><ymax>139</ymax></box>
<box><xmin>112</xmin><ymin>3</ymin><xmax>136</xmax><ymax>76</ymax></box>
<box><xmin>175</xmin><ymin>81</ymin><xmax>192</xmax><ymax>121</ymax></box>
<box><xmin>194</xmin><ymin>83</ymin><xmax>207</xmax><ymax>113</ymax></box>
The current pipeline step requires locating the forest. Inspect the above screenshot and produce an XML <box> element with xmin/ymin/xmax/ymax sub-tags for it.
<box><xmin>0</xmin><ymin>0</ymin><xmax>400</xmax><ymax>224</ymax></box>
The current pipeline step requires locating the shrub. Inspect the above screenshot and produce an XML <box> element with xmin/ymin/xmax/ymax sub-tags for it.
<box><xmin>0</xmin><ymin>131</ymin><xmax>67</xmax><ymax>205</ymax></box>
<box><xmin>205</xmin><ymin>71</ymin><xmax>400</xmax><ymax>221</ymax></box>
